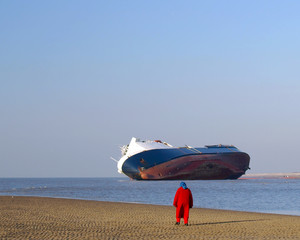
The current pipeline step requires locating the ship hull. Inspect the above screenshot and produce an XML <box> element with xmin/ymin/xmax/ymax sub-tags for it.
<box><xmin>122</xmin><ymin>149</ymin><xmax>250</xmax><ymax>180</ymax></box>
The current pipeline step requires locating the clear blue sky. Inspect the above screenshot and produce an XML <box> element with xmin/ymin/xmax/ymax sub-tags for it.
<box><xmin>1</xmin><ymin>0</ymin><xmax>300</xmax><ymax>177</ymax></box>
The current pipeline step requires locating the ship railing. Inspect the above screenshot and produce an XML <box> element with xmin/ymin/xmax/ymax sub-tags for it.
<box><xmin>183</xmin><ymin>145</ymin><xmax>202</xmax><ymax>154</ymax></box>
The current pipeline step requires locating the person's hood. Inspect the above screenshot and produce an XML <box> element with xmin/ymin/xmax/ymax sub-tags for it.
<box><xmin>180</xmin><ymin>182</ymin><xmax>187</xmax><ymax>189</ymax></box>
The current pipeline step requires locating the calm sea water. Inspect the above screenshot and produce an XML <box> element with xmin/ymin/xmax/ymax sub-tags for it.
<box><xmin>0</xmin><ymin>178</ymin><xmax>299</xmax><ymax>216</ymax></box>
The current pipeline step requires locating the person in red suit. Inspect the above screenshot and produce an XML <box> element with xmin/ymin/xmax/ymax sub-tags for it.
<box><xmin>173</xmin><ymin>182</ymin><xmax>193</xmax><ymax>226</ymax></box>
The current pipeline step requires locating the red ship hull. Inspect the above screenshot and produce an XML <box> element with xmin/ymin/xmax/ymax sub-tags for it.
<box><xmin>135</xmin><ymin>152</ymin><xmax>250</xmax><ymax>180</ymax></box>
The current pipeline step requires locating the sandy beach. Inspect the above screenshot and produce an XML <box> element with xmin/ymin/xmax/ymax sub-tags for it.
<box><xmin>1</xmin><ymin>196</ymin><xmax>300</xmax><ymax>239</ymax></box>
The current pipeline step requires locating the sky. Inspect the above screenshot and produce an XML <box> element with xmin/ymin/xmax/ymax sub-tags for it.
<box><xmin>1</xmin><ymin>0</ymin><xmax>300</xmax><ymax>177</ymax></box>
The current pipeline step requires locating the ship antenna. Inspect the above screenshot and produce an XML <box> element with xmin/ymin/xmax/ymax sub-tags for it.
<box><xmin>110</xmin><ymin>157</ymin><xmax>118</xmax><ymax>163</ymax></box>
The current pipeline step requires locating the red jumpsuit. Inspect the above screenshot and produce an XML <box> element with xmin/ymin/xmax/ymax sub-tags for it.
<box><xmin>173</xmin><ymin>187</ymin><xmax>193</xmax><ymax>224</ymax></box>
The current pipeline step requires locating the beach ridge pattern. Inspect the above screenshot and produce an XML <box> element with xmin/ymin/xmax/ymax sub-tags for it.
<box><xmin>1</xmin><ymin>196</ymin><xmax>300</xmax><ymax>239</ymax></box>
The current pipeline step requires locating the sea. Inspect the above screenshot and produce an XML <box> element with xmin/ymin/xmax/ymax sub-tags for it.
<box><xmin>0</xmin><ymin>178</ymin><xmax>299</xmax><ymax>216</ymax></box>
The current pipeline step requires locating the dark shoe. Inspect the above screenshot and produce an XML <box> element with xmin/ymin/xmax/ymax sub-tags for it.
<box><xmin>184</xmin><ymin>223</ymin><xmax>188</xmax><ymax>226</ymax></box>
<box><xmin>175</xmin><ymin>222</ymin><xmax>180</xmax><ymax>225</ymax></box>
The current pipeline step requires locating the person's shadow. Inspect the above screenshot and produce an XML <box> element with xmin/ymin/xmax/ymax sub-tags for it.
<box><xmin>191</xmin><ymin>219</ymin><xmax>268</xmax><ymax>226</ymax></box>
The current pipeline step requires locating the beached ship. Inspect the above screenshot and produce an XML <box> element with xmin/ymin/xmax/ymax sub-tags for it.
<box><xmin>117</xmin><ymin>137</ymin><xmax>250</xmax><ymax>180</ymax></box>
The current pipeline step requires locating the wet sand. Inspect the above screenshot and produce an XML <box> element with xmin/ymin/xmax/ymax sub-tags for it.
<box><xmin>1</xmin><ymin>196</ymin><xmax>300</xmax><ymax>239</ymax></box>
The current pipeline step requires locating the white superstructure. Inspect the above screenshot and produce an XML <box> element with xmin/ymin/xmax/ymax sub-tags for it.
<box><xmin>117</xmin><ymin>137</ymin><xmax>174</xmax><ymax>173</ymax></box>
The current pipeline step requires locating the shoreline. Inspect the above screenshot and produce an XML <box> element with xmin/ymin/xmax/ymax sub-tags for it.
<box><xmin>1</xmin><ymin>196</ymin><xmax>300</xmax><ymax>239</ymax></box>
<box><xmin>241</xmin><ymin>172</ymin><xmax>300</xmax><ymax>179</ymax></box>
<box><xmin>0</xmin><ymin>194</ymin><xmax>296</xmax><ymax>216</ymax></box>
<box><xmin>2</xmin><ymin>194</ymin><xmax>300</xmax><ymax>217</ymax></box>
